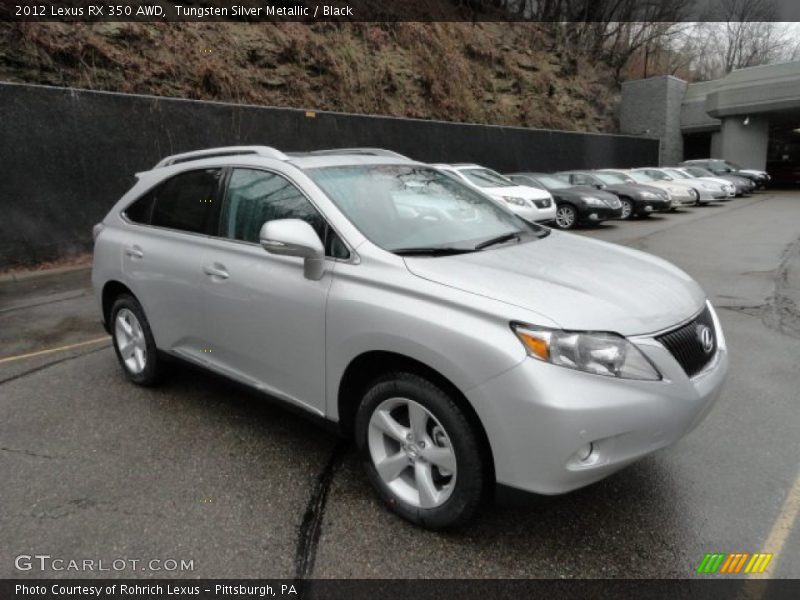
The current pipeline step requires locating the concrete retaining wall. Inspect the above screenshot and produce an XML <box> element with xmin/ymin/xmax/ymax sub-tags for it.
<box><xmin>0</xmin><ymin>82</ymin><xmax>659</xmax><ymax>268</ymax></box>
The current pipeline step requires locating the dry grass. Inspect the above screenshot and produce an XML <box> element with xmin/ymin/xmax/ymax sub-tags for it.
<box><xmin>0</xmin><ymin>22</ymin><xmax>617</xmax><ymax>132</ymax></box>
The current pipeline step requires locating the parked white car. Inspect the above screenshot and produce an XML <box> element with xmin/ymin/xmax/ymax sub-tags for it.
<box><xmin>666</xmin><ymin>167</ymin><xmax>736</xmax><ymax>200</ymax></box>
<box><xmin>637</xmin><ymin>167</ymin><xmax>733</xmax><ymax>202</ymax></box>
<box><xmin>434</xmin><ymin>164</ymin><xmax>557</xmax><ymax>223</ymax></box>
<box><xmin>599</xmin><ymin>169</ymin><xmax>698</xmax><ymax>207</ymax></box>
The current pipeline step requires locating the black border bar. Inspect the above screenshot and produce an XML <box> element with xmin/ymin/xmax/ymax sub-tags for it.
<box><xmin>3</xmin><ymin>0</ymin><xmax>800</xmax><ymax>23</ymax></box>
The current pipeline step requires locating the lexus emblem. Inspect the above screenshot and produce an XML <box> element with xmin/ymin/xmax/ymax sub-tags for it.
<box><xmin>696</xmin><ymin>324</ymin><xmax>714</xmax><ymax>354</ymax></box>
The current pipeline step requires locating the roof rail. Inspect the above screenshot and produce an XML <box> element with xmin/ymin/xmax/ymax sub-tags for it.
<box><xmin>154</xmin><ymin>146</ymin><xmax>289</xmax><ymax>168</ymax></box>
<box><xmin>304</xmin><ymin>148</ymin><xmax>411</xmax><ymax>159</ymax></box>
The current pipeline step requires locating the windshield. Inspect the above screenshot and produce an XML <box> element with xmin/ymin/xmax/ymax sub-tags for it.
<box><xmin>628</xmin><ymin>171</ymin><xmax>655</xmax><ymax>183</ymax></box>
<box><xmin>460</xmin><ymin>168</ymin><xmax>515</xmax><ymax>188</ymax></box>
<box><xmin>307</xmin><ymin>165</ymin><xmax>543</xmax><ymax>253</ymax></box>
<box><xmin>664</xmin><ymin>168</ymin><xmax>688</xmax><ymax>179</ymax></box>
<box><xmin>641</xmin><ymin>170</ymin><xmax>671</xmax><ymax>181</ymax></box>
<box><xmin>532</xmin><ymin>175</ymin><xmax>571</xmax><ymax>190</ymax></box>
<box><xmin>595</xmin><ymin>173</ymin><xmax>627</xmax><ymax>184</ymax></box>
<box><xmin>687</xmin><ymin>167</ymin><xmax>714</xmax><ymax>177</ymax></box>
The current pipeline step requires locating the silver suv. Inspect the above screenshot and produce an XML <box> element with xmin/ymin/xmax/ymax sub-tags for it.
<box><xmin>92</xmin><ymin>146</ymin><xmax>729</xmax><ymax>529</ymax></box>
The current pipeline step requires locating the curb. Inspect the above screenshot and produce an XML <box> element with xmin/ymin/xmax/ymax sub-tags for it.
<box><xmin>0</xmin><ymin>263</ymin><xmax>92</xmax><ymax>284</ymax></box>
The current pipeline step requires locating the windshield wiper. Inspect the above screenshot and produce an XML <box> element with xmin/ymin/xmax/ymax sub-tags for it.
<box><xmin>393</xmin><ymin>247</ymin><xmax>476</xmax><ymax>257</ymax></box>
<box><xmin>474</xmin><ymin>232</ymin><xmax>520</xmax><ymax>250</ymax></box>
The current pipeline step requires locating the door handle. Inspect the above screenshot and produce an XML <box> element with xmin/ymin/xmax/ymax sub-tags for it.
<box><xmin>203</xmin><ymin>264</ymin><xmax>229</xmax><ymax>280</ymax></box>
<box><xmin>124</xmin><ymin>245</ymin><xmax>144</xmax><ymax>259</ymax></box>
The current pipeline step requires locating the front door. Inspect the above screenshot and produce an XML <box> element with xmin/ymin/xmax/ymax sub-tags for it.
<box><xmin>200</xmin><ymin>167</ymin><xmax>336</xmax><ymax>415</ymax></box>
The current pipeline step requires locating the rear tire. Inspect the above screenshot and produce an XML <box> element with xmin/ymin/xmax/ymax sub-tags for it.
<box><xmin>110</xmin><ymin>294</ymin><xmax>163</xmax><ymax>386</ymax></box>
<box><xmin>355</xmin><ymin>372</ymin><xmax>486</xmax><ymax>529</ymax></box>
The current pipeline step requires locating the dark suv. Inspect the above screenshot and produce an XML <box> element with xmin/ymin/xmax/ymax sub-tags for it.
<box><xmin>679</xmin><ymin>159</ymin><xmax>770</xmax><ymax>189</ymax></box>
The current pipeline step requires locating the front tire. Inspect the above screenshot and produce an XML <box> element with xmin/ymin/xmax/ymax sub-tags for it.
<box><xmin>554</xmin><ymin>204</ymin><xmax>578</xmax><ymax>229</ymax></box>
<box><xmin>619</xmin><ymin>198</ymin><xmax>633</xmax><ymax>220</ymax></box>
<box><xmin>355</xmin><ymin>372</ymin><xmax>486</xmax><ymax>529</ymax></box>
<box><xmin>110</xmin><ymin>294</ymin><xmax>163</xmax><ymax>386</ymax></box>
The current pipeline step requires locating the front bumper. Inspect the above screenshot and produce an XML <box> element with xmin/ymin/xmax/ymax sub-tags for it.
<box><xmin>512</xmin><ymin>202</ymin><xmax>558</xmax><ymax>224</ymax></box>
<box><xmin>578</xmin><ymin>205</ymin><xmax>623</xmax><ymax>222</ymax></box>
<box><xmin>467</xmin><ymin>306</ymin><xmax>729</xmax><ymax>495</ymax></box>
<box><xmin>635</xmin><ymin>198</ymin><xmax>672</xmax><ymax>213</ymax></box>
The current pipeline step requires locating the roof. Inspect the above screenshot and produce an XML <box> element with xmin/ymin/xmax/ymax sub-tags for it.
<box><xmin>150</xmin><ymin>145</ymin><xmax>418</xmax><ymax>172</ymax></box>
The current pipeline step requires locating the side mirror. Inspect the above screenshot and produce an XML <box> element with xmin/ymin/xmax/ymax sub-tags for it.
<box><xmin>594</xmin><ymin>183</ymin><xmax>607</xmax><ymax>190</ymax></box>
<box><xmin>259</xmin><ymin>219</ymin><xmax>325</xmax><ymax>281</ymax></box>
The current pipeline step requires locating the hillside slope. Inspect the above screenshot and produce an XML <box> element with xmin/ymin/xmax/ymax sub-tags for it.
<box><xmin>1</xmin><ymin>22</ymin><xmax>617</xmax><ymax>132</ymax></box>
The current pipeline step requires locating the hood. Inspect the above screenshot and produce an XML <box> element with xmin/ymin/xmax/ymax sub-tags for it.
<box><xmin>404</xmin><ymin>231</ymin><xmax>705</xmax><ymax>336</ymax></box>
<box><xmin>738</xmin><ymin>169</ymin><xmax>768</xmax><ymax>178</ymax></box>
<box><xmin>481</xmin><ymin>185</ymin><xmax>551</xmax><ymax>201</ymax></box>
<box><xmin>645</xmin><ymin>180</ymin><xmax>693</xmax><ymax>196</ymax></box>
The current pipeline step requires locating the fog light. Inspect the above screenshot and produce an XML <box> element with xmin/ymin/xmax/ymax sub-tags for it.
<box><xmin>588</xmin><ymin>213</ymin><xmax>598</xmax><ymax>220</ymax></box>
<box><xmin>577</xmin><ymin>443</ymin><xmax>594</xmax><ymax>462</ymax></box>
<box><xmin>644</xmin><ymin>205</ymin><xmax>653</xmax><ymax>212</ymax></box>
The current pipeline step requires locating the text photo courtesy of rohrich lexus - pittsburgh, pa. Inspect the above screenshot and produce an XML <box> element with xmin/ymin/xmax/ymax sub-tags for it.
<box><xmin>1</xmin><ymin>1</ymin><xmax>799</xmax><ymax>599</ymax></box>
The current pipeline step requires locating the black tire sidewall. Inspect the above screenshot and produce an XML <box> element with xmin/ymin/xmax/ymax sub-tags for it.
<box><xmin>110</xmin><ymin>294</ymin><xmax>161</xmax><ymax>386</ymax></box>
<box><xmin>355</xmin><ymin>372</ymin><xmax>485</xmax><ymax>529</ymax></box>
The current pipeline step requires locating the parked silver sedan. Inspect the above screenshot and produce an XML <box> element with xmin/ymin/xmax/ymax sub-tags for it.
<box><xmin>92</xmin><ymin>146</ymin><xmax>728</xmax><ymax>529</ymax></box>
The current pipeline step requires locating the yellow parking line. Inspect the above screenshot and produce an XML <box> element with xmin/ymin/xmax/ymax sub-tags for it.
<box><xmin>0</xmin><ymin>336</ymin><xmax>111</xmax><ymax>364</ymax></box>
<box><xmin>750</xmin><ymin>471</ymin><xmax>800</xmax><ymax>579</ymax></box>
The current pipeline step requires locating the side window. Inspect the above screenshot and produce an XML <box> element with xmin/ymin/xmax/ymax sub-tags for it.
<box><xmin>150</xmin><ymin>169</ymin><xmax>223</xmax><ymax>234</ymax></box>
<box><xmin>124</xmin><ymin>189</ymin><xmax>156</xmax><ymax>224</ymax></box>
<box><xmin>221</xmin><ymin>168</ymin><xmax>348</xmax><ymax>259</ymax></box>
<box><xmin>572</xmin><ymin>174</ymin><xmax>588</xmax><ymax>185</ymax></box>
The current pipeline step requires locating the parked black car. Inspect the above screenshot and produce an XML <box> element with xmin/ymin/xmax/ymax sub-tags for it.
<box><xmin>555</xmin><ymin>170</ymin><xmax>672</xmax><ymax>218</ymax></box>
<box><xmin>679</xmin><ymin>159</ymin><xmax>770</xmax><ymax>189</ymax></box>
<box><xmin>506</xmin><ymin>173</ymin><xmax>622</xmax><ymax>229</ymax></box>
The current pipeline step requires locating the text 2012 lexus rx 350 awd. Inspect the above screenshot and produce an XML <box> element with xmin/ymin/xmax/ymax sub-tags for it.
<box><xmin>92</xmin><ymin>146</ymin><xmax>729</xmax><ymax>529</ymax></box>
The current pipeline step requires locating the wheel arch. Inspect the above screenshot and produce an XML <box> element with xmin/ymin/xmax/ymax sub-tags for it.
<box><xmin>101</xmin><ymin>280</ymin><xmax>135</xmax><ymax>333</ymax></box>
<box><xmin>337</xmin><ymin>350</ymin><xmax>495</xmax><ymax>480</ymax></box>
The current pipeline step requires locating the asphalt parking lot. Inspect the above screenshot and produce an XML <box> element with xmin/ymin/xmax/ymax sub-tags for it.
<box><xmin>1</xmin><ymin>192</ymin><xmax>798</xmax><ymax>580</ymax></box>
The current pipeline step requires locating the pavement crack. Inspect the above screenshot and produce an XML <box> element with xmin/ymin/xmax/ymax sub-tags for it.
<box><xmin>717</xmin><ymin>304</ymin><xmax>766</xmax><ymax>317</ymax></box>
<box><xmin>0</xmin><ymin>344</ymin><xmax>109</xmax><ymax>386</ymax></box>
<box><xmin>294</xmin><ymin>440</ymin><xmax>348</xmax><ymax>580</ymax></box>
<box><xmin>762</xmin><ymin>235</ymin><xmax>800</xmax><ymax>339</ymax></box>
<box><xmin>0</xmin><ymin>446</ymin><xmax>63</xmax><ymax>460</ymax></box>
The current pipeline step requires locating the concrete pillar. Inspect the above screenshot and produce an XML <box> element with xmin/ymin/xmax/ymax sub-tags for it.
<box><xmin>620</xmin><ymin>75</ymin><xmax>688</xmax><ymax>166</ymax></box>
<box><xmin>717</xmin><ymin>115</ymin><xmax>770</xmax><ymax>169</ymax></box>
<box><xmin>710</xmin><ymin>131</ymin><xmax>722</xmax><ymax>158</ymax></box>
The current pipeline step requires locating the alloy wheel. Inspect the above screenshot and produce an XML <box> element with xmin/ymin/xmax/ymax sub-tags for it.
<box><xmin>367</xmin><ymin>397</ymin><xmax>457</xmax><ymax>509</ymax></box>
<box><xmin>620</xmin><ymin>199</ymin><xmax>633</xmax><ymax>219</ymax></box>
<box><xmin>115</xmin><ymin>308</ymin><xmax>147</xmax><ymax>374</ymax></box>
<box><xmin>555</xmin><ymin>205</ymin><xmax>576</xmax><ymax>229</ymax></box>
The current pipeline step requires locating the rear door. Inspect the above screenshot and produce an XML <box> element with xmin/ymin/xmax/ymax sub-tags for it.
<box><xmin>121</xmin><ymin>167</ymin><xmax>223</xmax><ymax>357</ymax></box>
<box><xmin>199</xmin><ymin>167</ymin><xmax>346</xmax><ymax>415</ymax></box>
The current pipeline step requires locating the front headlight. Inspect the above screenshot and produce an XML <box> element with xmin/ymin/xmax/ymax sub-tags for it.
<box><xmin>512</xmin><ymin>324</ymin><xmax>661</xmax><ymax>380</ymax></box>
<box><xmin>581</xmin><ymin>196</ymin><xmax>604</xmax><ymax>206</ymax></box>
<box><xmin>640</xmin><ymin>191</ymin><xmax>657</xmax><ymax>199</ymax></box>
<box><xmin>503</xmin><ymin>196</ymin><xmax>527</xmax><ymax>207</ymax></box>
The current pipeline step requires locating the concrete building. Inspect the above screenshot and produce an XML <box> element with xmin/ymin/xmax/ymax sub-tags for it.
<box><xmin>620</xmin><ymin>62</ymin><xmax>800</xmax><ymax>183</ymax></box>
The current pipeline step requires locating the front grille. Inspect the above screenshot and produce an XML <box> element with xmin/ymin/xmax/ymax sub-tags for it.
<box><xmin>656</xmin><ymin>306</ymin><xmax>717</xmax><ymax>377</ymax></box>
<box><xmin>534</xmin><ymin>198</ymin><xmax>551</xmax><ymax>208</ymax></box>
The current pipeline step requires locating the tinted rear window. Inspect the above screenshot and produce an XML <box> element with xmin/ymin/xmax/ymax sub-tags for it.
<box><xmin>150</xmin><ymin>169</ymin><xmax>223</xmax><ymax>234</ymax></box>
